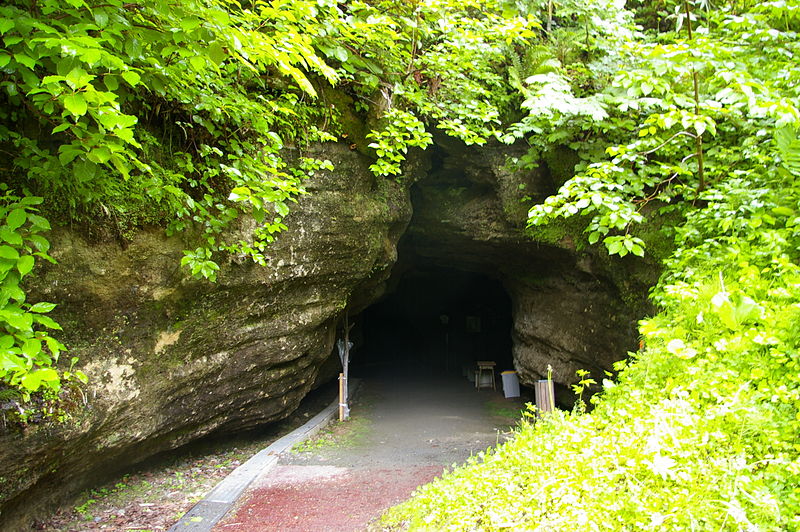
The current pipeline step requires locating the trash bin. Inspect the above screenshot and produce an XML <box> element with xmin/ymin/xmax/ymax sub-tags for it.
<box><xmin>501</xmin><ymin>370</ymin><xmax>520</xmax><ymax>398</ymax></box>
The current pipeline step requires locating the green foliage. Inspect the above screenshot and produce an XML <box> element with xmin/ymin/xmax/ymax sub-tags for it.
<box><xmin>367</xmin><ymin>109</ymin><xmax>432</xmax><ymax>177</ymax></box>
<box><xmin>0</xmin><ymin>0</ymin><xmax>545</xmax><ymax>270</ymax></box>
<box><xmin>0</xmin><ymin>0</ymin><xmax>338</xmax><ymax>276</ymax></box>
<box><xmin>324</xmin><ymin>0</ymin><xmax>539</xmax><ymax>174</ymax></box>
<box><xmin>382</xmin><ymin>0</ymin><xmax>800</xmax><ymax>529</ymax></box>
<box><xmin>0</xmin><ymin>0</ymin><xmax>344</xmax><ymax>409</ymax></box>
<box><xmin>0</xmin><ymin>188</ymin><xmax>86</xmax><ymax>423</ymax></box>
<box><xmin>0</xmin><ymin>0</ymin><xmax>545</xmax><ymax>414</ymax></box>
<box><xmin>519</xmin><ymin>0</ymin><xmax>800</xmax><ymax>258</ymax></box>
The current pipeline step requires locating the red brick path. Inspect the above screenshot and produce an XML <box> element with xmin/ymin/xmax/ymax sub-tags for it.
<box><xmin>215</xmin><ymin>465</ymin><xmax>443</xmax><ymax>532</ymax></box>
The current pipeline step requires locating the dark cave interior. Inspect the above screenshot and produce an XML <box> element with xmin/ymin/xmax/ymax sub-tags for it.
<box><xmin>351</xmin><ymin>266</ymin><xmax>514</xmax><ymax>377</ymax></box>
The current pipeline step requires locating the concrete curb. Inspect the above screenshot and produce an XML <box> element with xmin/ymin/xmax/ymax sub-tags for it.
<box><xmin>168</xmin><ymin>379</ymin><xmax>360</xmax><ymax>532</ymax></box>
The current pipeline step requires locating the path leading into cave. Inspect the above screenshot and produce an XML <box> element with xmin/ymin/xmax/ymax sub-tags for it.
<box><xmin>214</xmin><ymin>366</ymin><xmax>525</xmax><ymax>531</ymax></box>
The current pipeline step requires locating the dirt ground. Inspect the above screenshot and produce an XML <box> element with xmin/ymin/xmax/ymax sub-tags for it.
<box><xmin>215</xmin><ymin>367</ymin><xmax>527</xmax><ymax>532</ymax></box>
<box><xmin>32</xmin><ymin>382</ymin><xmax>339</xmax><ymax>532</ymax></box>
<box><xmin>32</xmin><ymin>368</ymin><xmax>527</xmax><ymax>532</ymax></box>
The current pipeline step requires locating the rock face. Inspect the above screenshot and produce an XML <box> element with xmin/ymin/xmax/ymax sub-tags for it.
<box><xmin>397</xmin><ymin>139</ymin><xmax>655</xmax><ymax>401</ymax></box>
<box><xmin>0</xmin><ymin>139</ymin><xmax>655</xmax><ymax>528</ymax></box>
<box><xmin>0</xmin><ymin>144</ymin><xmax>415</xmax><ymax>529</ymax></box>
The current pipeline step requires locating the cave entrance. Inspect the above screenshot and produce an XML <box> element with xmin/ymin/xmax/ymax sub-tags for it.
<box><xmin>352</xmin><ymin>266</ymin><xmax>514</xmax><ymax>378</ymax></box>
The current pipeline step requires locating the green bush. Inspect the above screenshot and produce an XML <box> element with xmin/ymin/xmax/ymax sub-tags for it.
<box><xmin>382</xmin><ymin>0</ymin><xmax>800</xmax><ymax>529</ymax></box>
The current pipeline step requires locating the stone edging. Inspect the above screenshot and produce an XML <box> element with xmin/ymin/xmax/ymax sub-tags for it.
<box><xmin>168</xmin><ymin>379</ymin><xmax>360</xmax><ymax>532</ymax></box>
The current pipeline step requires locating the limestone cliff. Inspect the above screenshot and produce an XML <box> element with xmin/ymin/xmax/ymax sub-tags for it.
<box><xmin>0</xmin><ymin>144</ymin><xmax>414</xmax><ymax>529</ymax></box>
<box><xmin>0</xmin><ymin>139</ymin><xmax>655</xmax><ymax>529</ymax></box>
<box><xmin>397</xmin><ymin>139</ymin><xmax>656</xmax><ymax>400</ymax></box>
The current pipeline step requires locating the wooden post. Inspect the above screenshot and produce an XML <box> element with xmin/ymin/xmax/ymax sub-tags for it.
<box><xmin>338</xmin><ymin>372</ymin><xmax>345</xmax><ymax>422</ymax></box>
<box><xmin>534</xmin><ymin>379</ymin><xmax>555</xmax><ymax>416</ymax></box>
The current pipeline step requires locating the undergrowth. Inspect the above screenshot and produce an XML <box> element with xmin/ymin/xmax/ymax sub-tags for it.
<box><xmin>380</xmin><ymin>0</ymin><xmax>800</xmax><ymax>529</ymax></box>
<box><xmin>291</xmin><ymin>415</ymin><xmax>372</xmax><ymax>453</ymax></box>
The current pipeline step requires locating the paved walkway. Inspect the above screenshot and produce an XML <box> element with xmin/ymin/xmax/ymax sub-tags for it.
<box><xmin>214</xmin><ymin>367</ymin><xmax>523</xmax><ymax>531</ymax></box>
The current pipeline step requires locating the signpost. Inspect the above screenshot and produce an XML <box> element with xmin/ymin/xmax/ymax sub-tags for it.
<box><xmin>534</xmin><ymin>379</ymin><xmax>555</xmax><ymax>416</ymax></box>
<box><xmin>337</xmin><ymin>313</ymin><xmax>354</xmax><ymax>421</ymax></box>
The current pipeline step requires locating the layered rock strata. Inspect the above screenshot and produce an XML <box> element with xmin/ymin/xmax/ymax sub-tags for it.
<box><xmin>0</xmin><ymin>144</ymin><xmax>413</xmax><ymax>529</ymax></box>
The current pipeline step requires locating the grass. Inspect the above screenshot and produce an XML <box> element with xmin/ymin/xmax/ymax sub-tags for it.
<box><xmin>291</xmin><ymin>411</ymin><xmax>372</xmax><ymax>453</ymax></box>
<box><xmin>484</xmin><ymin>399</ymin><xmax>527</xmax><ymax>422</ymax></box>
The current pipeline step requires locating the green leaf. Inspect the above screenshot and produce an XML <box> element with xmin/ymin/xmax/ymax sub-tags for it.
<box><xmin>79</xmin><ymin>47</ymin><xmax>102</xmax><ymax>65</ymax></box>
<box><xmin>29</xmin><ymin>302</ymin><xmax>56</xmax><ymax>313</ymax></box>
<box><xmin>73</xmin><ymin>159</ymin><xmax>98</xmax><ymax>181</ymax></box>
<box><xmin>20</xmin><ymin>368</ymin><xmax>59</xmax><ymax>391</ymax></box>
<box><xmin>27</xmin><ymin>214</ymin><xmax>50</xmax><ymax>231</ymax></box>
<box><xmin>6</xmin><ymin>208</ymin><xmax>26</xmax><ymax>231</ymax></box>
<box><xmin>0</xmin><ymin>245</ymin><xmax>20</xmax><ymax>260</ymax></box>
<box><xmin>228</xmin><ymin>187</ymin><xmax>251</xmax><ymax>201</ymax></box>
<box><xmin>181</xmin><ymin>17</ymin><xmax>201</xmax><ymax>31</ymax></box>
<box><xmin>63</xmin><ymin>93</ymin><xmax>88</xmax><ymax>116</ymax></box>
<box><xmin>94</xmin><ymin>11</ymin><xmax>109</xmax><ymax>28</ymax></box>
<box><xmin>775</xmin><ymin>126</ymin><xmax>800</xmax><ymax>176</ymax></box>
<box><xmin>45</xmin><ymin>336</ymin><xmax>63</xmax><ymax>356</ymax></box>
<box><xmin>65</xmin><ymin>67</ymin><xmax>93</xmax><ymax>88</ymax></box>
<box><xmin>115</xmin><ymin>128</ymin><xmax>134</xmax><ymax>143</ymax></box>
<box><xmin>189</xmin><ymin>55</ymin><xmax>206</xmax><ymax>71</ymax></box>
<box><xmin>733</xmin><ymin>295</ymin><xmax>761</xmax><ymax>325</ymax></box>
<box><xmin>33</xmin><ymin>314</ymin><xmax>62</xmax><ymax>330</ymax></box>
<box><xmin>0</xmin><ymin>227</ymin><xmax>22</xmax><ymax>245</ymax></box>
<box><xmin>0</xmin><ymin>335</ymin><xmax>13</xmax><ymax>350</ymax></box>
<box><xmin>208</xmin><ymin>42</ymin><xmax>226</xmax><ymax>64</ymax></box>
<box><xmin>110</xmin><ymin>154</ymin><xmax>131</xmax><ymax>178</ymax></box>
<box><xmin>16</xmin><ymin>255</ymin><xmax>34</xmax><ymax>276</ymax></box>
<box><xmin>332</xmin><ymin>46</ymin><xmax>349</xmax><ymax>62</ymax></box>
<box><xmin>0</xmin><ymin>260</ymin><xmax>14</xmax><ymax>278</ymax></box>
<box><xmin>121</xmin><ymin>71</ymin><xmax>140</xmax><ymax>87</ymax></box>
<box><xmin>38</xmin><ymin>368</ymin><xmax>59</xmax><ymax>381</ymax></box>
<box><xmin>21</xmin><ymin>338</ymin><xmax>41</xmax><ymax>358</ymax></box>
<box><xmin>104</xmin><ymin>74</ymin><xmax>119</xmax><ymax>91</ymax></box>
<box><xmin>59</xmin><ymin>146</ymin><xmax>83</xmax><ymax>166</ymax></box>
<box><xmin>0</xmin><ymin>352</ymin><xmax>25</xmax><ymax>372</ymax></box>
<box><xmin>13</xmin><ymin>53</ymin><xmax>36</xmax><ymax>69</ymax></box>
<box><xmin>3</xmin><ymin>310</ymin><xmax>33</xmax><ymax>331</ymax></box>
<box><xmin>29</xmin><ymin>234</ymin><xmax>50</xmax><ymax>253</ymax></box>
<box><xmin>20</xmin><ymin>371</ymin><xmax>43</xmax><ymax>391</ymax></box>
<box><xmin>607</xmin><ymin>240</ymin><xmax>622</xmax><ymax>255</ymax></box>
<box><xmin>0</xmin><ymin>19</ymin><xmax>14</xmax><ymax>35</ymax></box>
<box><xmin>88</xmin><ymin>147</ymin><xmax>112</xmax><ymax>164</ymax></box>
<box><xmin>1</xmin><ymin>283</ymin><xmax>24</xmax><ymax>303</ymax></box>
